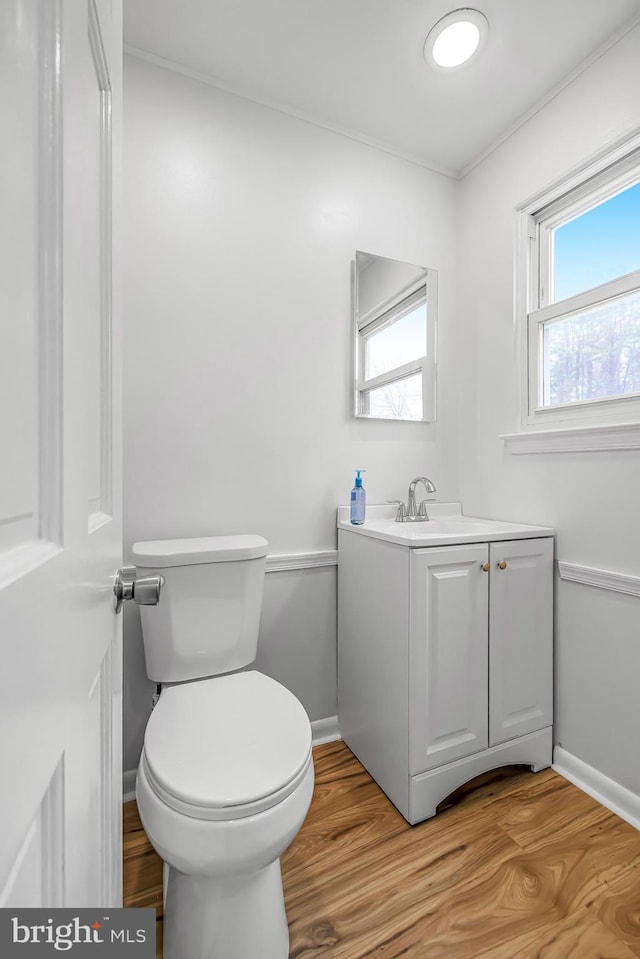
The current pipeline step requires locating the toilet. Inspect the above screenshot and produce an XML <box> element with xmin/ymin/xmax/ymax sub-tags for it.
<box><xmin>133</xmin><ymin>534</ymin><xmax>314</xmax><ymax>959</ymax></box>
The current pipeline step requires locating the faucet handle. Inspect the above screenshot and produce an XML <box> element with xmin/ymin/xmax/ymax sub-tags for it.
<box><xmin>387</xmin><ymin>499</ymin><xmax>407</xmax><ymax>522</ymax></box>
<box><xmin>417</xmin><ymin>500</ymin><xmax>430</xmax><ymax>519</ymax></box>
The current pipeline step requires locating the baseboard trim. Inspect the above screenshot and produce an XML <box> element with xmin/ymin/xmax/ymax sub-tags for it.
<box><xmin>553</xmin><ymin>745</ymin><xmax>640</xmax><ymax>831</ymax></box>
<box><xmin>123</xmin><ymin>769</ymin><xmax>137</xmax><ymax>805</ymax></box>
<box><xmin>123</xmin><ymin>717</ymin><xmax>342</xmax><ymax>802</ymax></box>
<box><xmin>311</xmin><ymin>715</ymin><xmax>341</xmax><ymax>746</ymax></box>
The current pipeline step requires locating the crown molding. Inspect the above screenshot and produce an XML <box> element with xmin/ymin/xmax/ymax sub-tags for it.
<box><xmin>124</xmin><ymin>44</ymin><xmax>458</xmax><ymax>180</ymax></box>
<box><xmin>460</xmin><ymin>13</ymin><xmax>640</xmax><ymax>179</ymax></box>
<box><xmin>125</xmin><ymin>13</ymin><xmax>640</xmax><ymax>186</ymax></box>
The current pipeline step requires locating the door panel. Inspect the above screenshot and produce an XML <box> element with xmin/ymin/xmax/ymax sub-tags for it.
<box><xmin>0</xmin><ymin>763</ymin><xmax>64</xmax><ymax>908</ymax></box>
<box><xmin>489</xmin><ymin>538</ymin><xmax>553</xmax><ymax>746</ymax></box>
<box><xmin>0</xmin><ymin>0</ymin><xmax>54</xmax><ymax>560</ymax></box>
<box><xmin>410</xmin><ymin>544</ymin><xmax>489</xmax><ymax>774</ymax></box>
<box><xmin>0</xmin><ymin>0</ymin><xmax>122</xmax><ymax>907</ymax></box>
<box><xmin>86</xmin><ymin>0</ymin><xmax>113</xmax><ymax>527</ymax></box>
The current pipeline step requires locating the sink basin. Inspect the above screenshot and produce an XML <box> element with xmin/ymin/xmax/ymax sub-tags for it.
<box><xmin>337</xmin><ymin>503</ymin><xmax>554</xmax><ymax>547</ymax></box>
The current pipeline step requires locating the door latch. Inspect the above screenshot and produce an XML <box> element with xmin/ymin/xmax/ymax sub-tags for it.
<box><xmin>113</xmin><ymin>565</ymin><xmax>164</xmax><ymax>614</ymax></box>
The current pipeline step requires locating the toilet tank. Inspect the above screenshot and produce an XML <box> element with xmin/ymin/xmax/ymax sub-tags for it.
<box><xmin>132</xmin><ymin>535</ymin><xmax>269</xmax><ymax>683</ymax></box>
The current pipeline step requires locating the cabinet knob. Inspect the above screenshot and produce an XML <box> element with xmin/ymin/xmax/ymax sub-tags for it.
<box><xmin>497</xmin><ymin>560</ymin><xmax>507</xmax><ymax>570</ymax></box>
<box><xmin>481</xmin><ymin>562</ymin><xmax>490</xmax><ymax>572</ymax></box>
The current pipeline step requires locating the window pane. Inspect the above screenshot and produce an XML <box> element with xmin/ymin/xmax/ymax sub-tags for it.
<box><xmin>541</xmin><ymin>290</ymin><xmax>640</xmax><ymax>407</ymax></box>
<box><xmin>367</xmin><ymin>373</ymin><xmax>422</xmax><ymax>420</ymax></box>
<box><xmin>365</xmin><ymin>304</ymin><xmax>426</xmax><ymax>379</ymax></box>
<box><xmin>553</xmin><ymin>180</ymin><xmax>640</xmax><ymax>303</ymax></box>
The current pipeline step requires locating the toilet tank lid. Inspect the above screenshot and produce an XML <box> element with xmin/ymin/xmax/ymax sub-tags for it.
<box><xmin>132</xmin><ymin>534</ymin><xmax>269</xmax><ymax>567</ymax></box>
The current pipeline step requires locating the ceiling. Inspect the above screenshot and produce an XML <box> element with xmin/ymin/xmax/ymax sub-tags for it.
<box><xmin>124</xmin><ymin>0</ymin><xmax>640</xmax><ymax>177</ymax></box>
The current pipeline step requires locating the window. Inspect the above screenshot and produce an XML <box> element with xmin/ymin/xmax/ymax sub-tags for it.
<box><xmin>353</xmin><ymin>251</ymin><xmax>437</xmax><ymax>422</ymax></box>
<box><xmin>518</xmin><ymin>139</ymin><xmax>640</xmax><ymax>433</ymax></box>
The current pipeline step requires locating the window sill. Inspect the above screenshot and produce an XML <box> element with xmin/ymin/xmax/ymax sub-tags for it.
<box><xmin>500</xmin><ymin>422</ymin><xmax>640</xmax><ymax>454</ymax></box>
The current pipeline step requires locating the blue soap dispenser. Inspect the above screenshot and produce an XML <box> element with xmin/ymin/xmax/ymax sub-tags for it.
<box><xmin>350</xmin><ymin>470</ymin><xmax>366</xmax><ymax>525</ymax></box>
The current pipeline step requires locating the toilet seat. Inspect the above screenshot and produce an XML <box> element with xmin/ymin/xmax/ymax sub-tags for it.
<box><xmin>142</xmin><ymin>671</ymin><xmax>313</xmax><ymax>821</ymax></box>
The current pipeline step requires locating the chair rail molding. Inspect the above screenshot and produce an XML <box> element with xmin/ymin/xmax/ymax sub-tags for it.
<box><xmin>558</xmin><ymin>561</ymin><xmax>640</xmax><ymax>598</ymax></box>
<box><xmin>266</xmin><ymin>550</ymin><xmax>338</xmax><ymax>573</ymax></box>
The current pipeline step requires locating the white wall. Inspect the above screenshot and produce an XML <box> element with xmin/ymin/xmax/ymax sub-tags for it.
<box><xmin>458</xmin><ymin>25</ymin><xmax>640</xmax><ymax>795</ymax></box>
<box><xmin>122</xmin><ymin>56</ymin><xmax>459</xmax><ymax>772</ymax></box>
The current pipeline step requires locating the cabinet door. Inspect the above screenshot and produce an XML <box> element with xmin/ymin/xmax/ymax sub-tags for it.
<box><xmin>489</xmin><ymin>538</ymin><xmax>553</xmax><ymax>746</ymax></box>
<box><xmin>409</xmin><ymin>545</ymin><xmax>489</xmax><ymax>775</ymax></box>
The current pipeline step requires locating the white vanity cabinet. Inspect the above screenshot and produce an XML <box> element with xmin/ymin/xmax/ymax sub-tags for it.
<box><xmin>337</xmin><ymin>515</ymin><xmax>554</xmax><ymax>825</ymax></box>
<box><xmin>409</xmin><ymin>543</ymin><xmax>489</xmax><ymax>776</ymax></box>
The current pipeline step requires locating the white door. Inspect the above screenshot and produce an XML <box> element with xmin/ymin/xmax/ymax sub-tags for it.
<box><xmin>0</xmin><ymin>0</ymin><xmax>122</xmax><ymax>907</ymax></box>
<box><xmin>489</xmin><ymin>538</ymin><xmax>554</xmax><ymax>746</ymax></box>
<box><xmin>409</xmin><ymin>544</ymin><xmax>489</xmax><ymax>775</ymax></box>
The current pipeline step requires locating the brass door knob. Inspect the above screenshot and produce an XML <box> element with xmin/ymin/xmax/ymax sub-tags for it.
<box><xmin>481</xmin><ymin>562</ymin><xmax>490</xmax><ymax>572</ymax></box>
<box><xmin>498</xmin><ymin>560</ymin><xmax>507</xmax><ymax>570</ymax></box>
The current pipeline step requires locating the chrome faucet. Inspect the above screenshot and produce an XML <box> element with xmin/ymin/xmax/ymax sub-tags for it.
<box><xmin>407</xmin><ymin>476</ymin><xmax>436</xmax><ymax>518</ymax></box>
<box><xmin>389</xmin><ymin>476</ymin><xmax>437</xmax><ymax>523</ymax></box>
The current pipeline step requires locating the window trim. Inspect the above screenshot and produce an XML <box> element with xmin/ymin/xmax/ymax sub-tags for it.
<box><xmin>354</xmin><ymin>269</ymin><xmax>437</xmax><ymax>422</ymax></box>
<box><xmin>513</xmin><ymin>128</ymin><xmax>640</xmax><ymax>443</ymax></box>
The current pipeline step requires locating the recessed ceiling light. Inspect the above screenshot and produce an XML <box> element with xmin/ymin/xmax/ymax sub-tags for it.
<box><xmin>424</xmin><ymin>9</ymin><xmax>489</xmax><ymax>71</ymax></box>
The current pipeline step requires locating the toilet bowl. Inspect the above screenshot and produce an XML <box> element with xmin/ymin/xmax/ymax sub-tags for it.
<box><xmin>136</xmin><ymin>671</ymin><xmax>314</xmax><ymax>959</ymax></box>
<box><xmin>132</xmin><ymin>535</ymin><xmax>314</xmax><ymax>959</ymax></box>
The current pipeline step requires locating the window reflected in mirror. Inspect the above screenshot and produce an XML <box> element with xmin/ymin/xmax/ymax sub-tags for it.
<box><xmin>353</xmin><ymin>251</ymin><xmax>437</xmax><ymax>421</ymax></box>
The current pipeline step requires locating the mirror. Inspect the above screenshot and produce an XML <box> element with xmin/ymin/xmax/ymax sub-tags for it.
<box><xmin>353</xmin><ymin>251</ymin><xmax>436</xmax><ymax>422</ymax></box>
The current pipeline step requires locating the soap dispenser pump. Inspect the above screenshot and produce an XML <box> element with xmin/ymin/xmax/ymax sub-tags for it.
<box><xmin>350</xmin><ymin>470</ymin><xmax>366</xmax><ymax>525</ymax></box>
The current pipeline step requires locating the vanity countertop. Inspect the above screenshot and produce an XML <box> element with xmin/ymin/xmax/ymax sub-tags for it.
<box><xmin>337</xmin><ymin>503</ymin><xmax>554</xmax><ymax>548</ymax></box>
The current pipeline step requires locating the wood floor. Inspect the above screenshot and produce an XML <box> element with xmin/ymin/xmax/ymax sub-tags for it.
<box><xmin>123</xmin><ymin>740</ymin><xmax>640</xmax><ymax>958</ymax></box>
